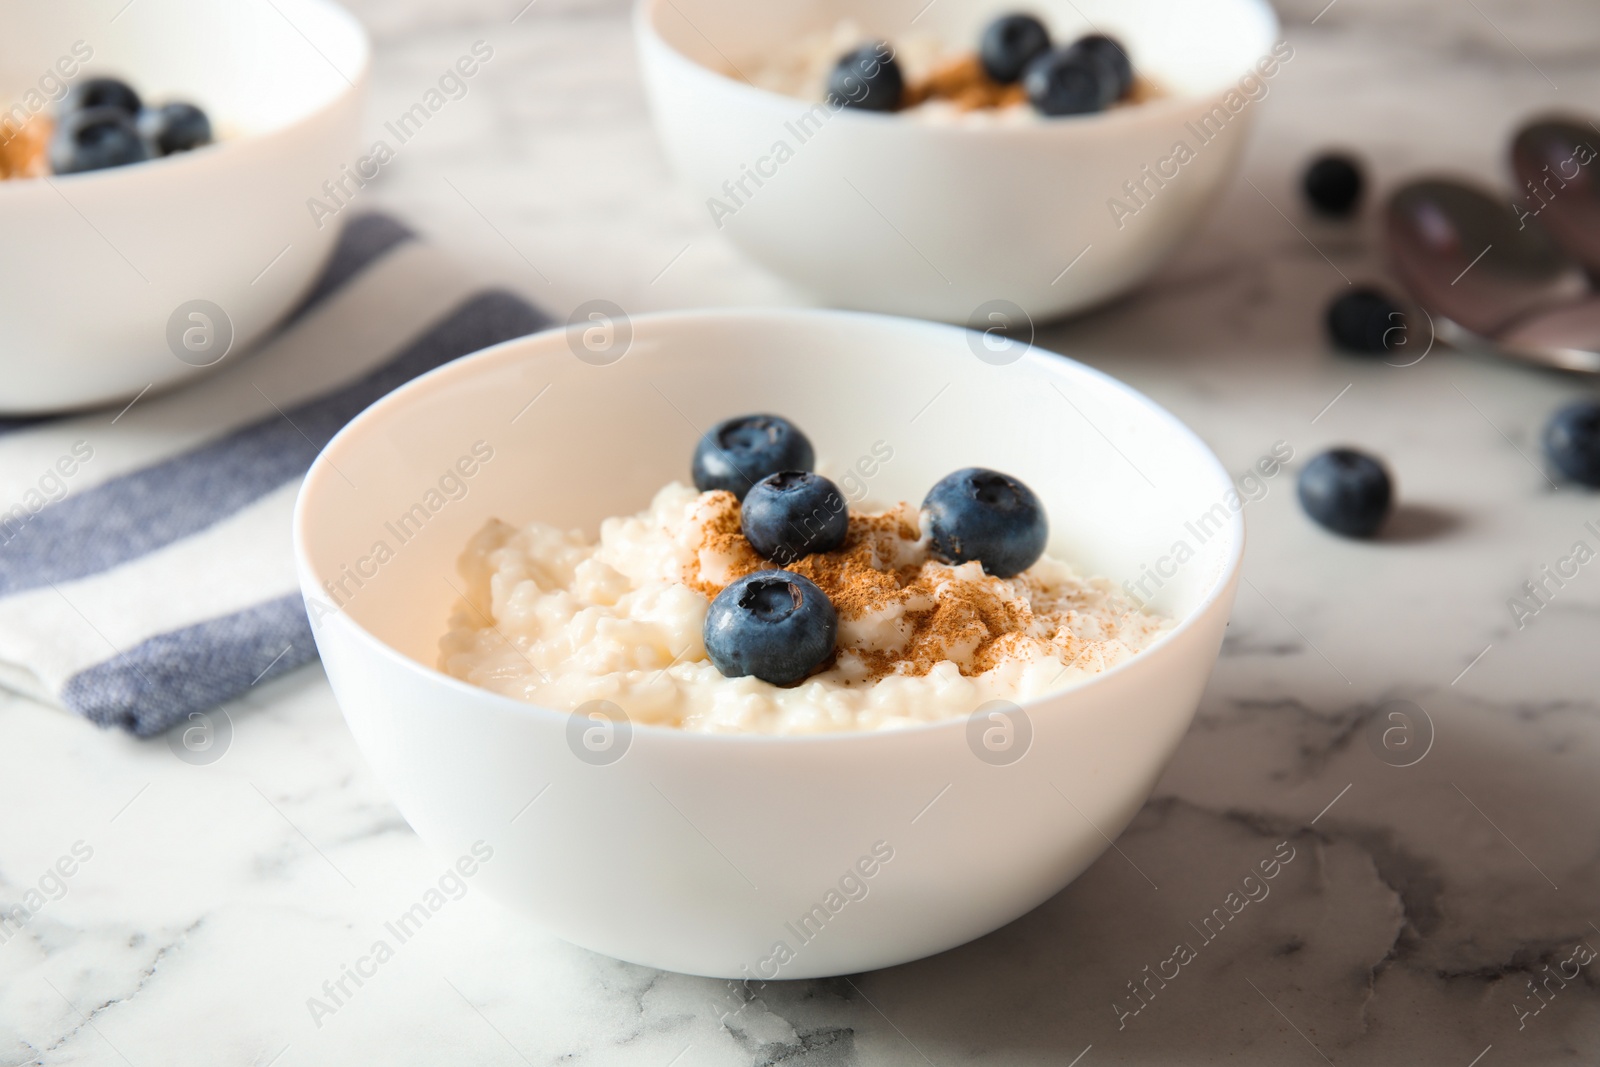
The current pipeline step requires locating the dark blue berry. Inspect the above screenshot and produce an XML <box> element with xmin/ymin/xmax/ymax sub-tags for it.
<box><xmin>1303</xmin><ymin>153</ymin><xmax>1364</xmax><ymax>217</ymax></box>
<box><xmin>692</xmin><ymin>414</ymin><xmax>815</xmax><ymax>500</ymax></box>
<box><xmin>1297</xmin><ymin>449</ymin><xmax>1392</xmax><ymax>537</ymax></box>
<box><xmin>1074</xmin><ymin>34</ymin><xmax>1133</xmax><ymax>99</ymax></box>
<box><xmin>49</xmin><ymin>107</ymin><xmax>149</xmax><ymax>175</ymax></box>
<box><xmin>741</xmin><ymin>471</ymin><xmax>848</xmax><ymax>564</ymax></box>
<box><xmin>923</xmin><ymin>468</ymin><xmax>1048</xmax><ymax>578</ymax></box>
<box><xmin>1544</xmin><ymin>400</ymin><xmax>1600</xmax><ymax>487</ymax></box>
<box><xmin>703</xmin><ymin>571</ymin><xmax>837</xmax><ymax>685</ymax></box>
<box><xmin>1022</xmin><ymin>43</ymin><xmax>1117</xmax><ymax>117</ymax></box>
<box><xmin>827</xmin><ymin>43</ymin><xmax>904</xmax><ymax>112</ymax></box>
<box><xmin>1327</xmin><ymin>288</ymin><xmax>1405</xmax><ymax>354</ymax></box>
<box><xmin>979</xmin><ymin>14</ymin><xmax>1051</xmax><ymax>84</ymax></box>
<box><xmin>138</xmin><ymin>102</ymin><xmax>212</xmax><ymax>155</ymax></box>
<box><xmin>62</xmin><ymin>77</ymin><xmax>142</xmax><ymax>117</ymax></box>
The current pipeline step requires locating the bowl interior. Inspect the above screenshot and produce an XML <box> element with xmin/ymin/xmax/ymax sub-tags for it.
<box><xmin>643</xmin><ymin>0</ymin><xmax>1279</xmax><ymax>102</ymax></box>
<box><xmin>297</xmin><ymin>311</ymin><xmax>1242</xmax><ymax>683</ymax></box>
<box><xmin>0</xmin><ymin>0</ymin><xmax>366</xmax><ymax>140</ymax></box>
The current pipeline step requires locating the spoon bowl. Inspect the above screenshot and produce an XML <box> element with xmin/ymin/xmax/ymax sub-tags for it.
<box><xmin>1510</xmin><ymin>116</ymin><xmax>1600</xmax><ymax>276</ymax></box>
<box><xmin>1386</xmin><ymin>177</ymin><xmax>1585</xmax><ymax>336</ymax></box>
<box><xmin>1385</xmin><ymin>177</ymin><xmax>1600</xmax><ymax>372</ymax></box>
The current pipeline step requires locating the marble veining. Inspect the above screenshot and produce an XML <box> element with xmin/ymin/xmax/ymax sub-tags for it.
<box><xmin>3</xmin><ymin>0</ymin><xmax>1600</xmax><ymax>1063</ymax></box>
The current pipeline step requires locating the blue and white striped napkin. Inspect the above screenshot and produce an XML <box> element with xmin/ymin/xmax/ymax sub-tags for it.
<box><xmin>0</xmin><ymin>215</ymin><xmax>548</xmax><ymax>736</ymax></box>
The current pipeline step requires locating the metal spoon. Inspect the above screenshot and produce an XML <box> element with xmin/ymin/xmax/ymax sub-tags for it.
<box><xmin>1385</xmin><ymin>177</ymin><xmax>1600</xmax><ymax>373</ymax></box>
<box><xmin>1510</xmin><ymin>115</ymin><xmax>1600</xmax><ymax>277</ymax></box>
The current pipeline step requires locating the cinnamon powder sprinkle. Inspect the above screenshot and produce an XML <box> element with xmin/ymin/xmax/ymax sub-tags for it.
<box><xmin>903</xmin><ymin>53</ymin><xmax>1028</xmax><ymax>111</ymax></box>
<box><xmin>0</xmin><ymin>115</ymin><xmax>51</xmax><ymax>181</ymax></box>
<box><xmin>685</xmin><ymin>490</ymin><xmax>1114</xmax><ymax>684</ymax></box>
<box><xmin>903</xmin><ymin>55</ymin><xmax>1163</xmax><ymax>113</ymax></box>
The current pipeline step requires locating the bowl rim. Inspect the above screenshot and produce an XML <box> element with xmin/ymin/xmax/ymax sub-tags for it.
<box><xmin>632</xmin><ymin>0</ymin><xmax>1281</xmax><ymax>137</ymax></box>
<box><xmin>0</xmin><ymin>0</ymin><xmax>370</xmax><ymax>197</ymax></box>
<box><xmin>293</xmin><ymin>306</ymin><xmax>1246</xmax><ymax>747</ymax></box>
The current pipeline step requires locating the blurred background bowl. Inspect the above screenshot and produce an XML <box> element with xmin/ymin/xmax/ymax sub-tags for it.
<box><xmin>0</xmin><ymin>0</ymin><xmax>367</xmax><ymax>414</ymax></box>
<box><xmin>294</xmin><ymin>308</ymin><xmax>1244</xmax><ymax>978</ymax></box>
<box><xmin>636</xmin><ymin>0</ymin><xmax>1279</xmax><ymax>325</ymax></box>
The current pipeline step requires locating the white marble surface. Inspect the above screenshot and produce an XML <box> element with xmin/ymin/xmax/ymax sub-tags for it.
<box><xmin>5</xmin><ymin>0</ymin><xmax>1600</xmax><ymax>1064</ymax></box>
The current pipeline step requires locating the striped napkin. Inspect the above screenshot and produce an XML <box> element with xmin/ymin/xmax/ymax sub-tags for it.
<box><xmin>0</xmin><ymin>214</ymin><xmax>548</xmax><ymax>736</ymax></box>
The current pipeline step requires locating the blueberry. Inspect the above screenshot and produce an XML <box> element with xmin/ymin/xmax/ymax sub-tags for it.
<box><xmin>138</xmin><ymin>102</ymin><xmax>212</xmax><ymax>155</ymax></box>
<box><xmin>1022</xmin><ymin>43</ymin><xmax>1117</xmax><ymax>117</ymax></box>
<box><xmin>1326</xmin><ymin>288</ymin><xmax>1405</xmax><ymax>354</ymax></box>
<box><xmin>49</xmin><ymin>107</ymin><xmax>150</xmax><ymax>175</ymax></box>
<box><xmin>692</xmin><ymin>414</ymin><xmax>815</xmax><ymax>500</ymax></box>
<box><xmin>1297</xmin><ymin>448</ymin><xmax>1392</xmax><ymax>538</ymax></box>
<box><xmin>61</xmin><ymin>77</ymin><xmax>142</xmax><ymax>117</ymax></box>
<box><xmin>703</xmin><ymin>571</ymin><xmax>838</xmax><ymax>685</ymax></box>
<box><xmin>979</xmin><ymin>14</ymin><xmax>1051</xmax><ymax>84</ymax></box>
<box><xmin>1303</xmin><ymin>153</ymin><xmax>1364</xmax><ymax>217</ymax></box>
<box><xmin>1073</xmin><ymin>34</ymin><xmax>1134</xmax><ymax>99</ymax></box>
<box><xmin>827</xmin><ymin>43</ymin><xmax>905</xmax><ymax>112</ymax></box>
<box><xmin>741</xmin><ymin>471</ymin><xmax>848</xmax><ymax>564</ymax></box>
<box><xmin>923</xmin><ymin>468</ymin><xmax>1048</xmax><ymax>578</ymax></box>
<box><xmin>1544</xmin><ymin>400</ymin><xmax>1600</xmax><ymax>488</ymax></box>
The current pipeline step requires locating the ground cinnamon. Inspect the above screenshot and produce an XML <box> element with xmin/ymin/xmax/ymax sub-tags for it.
<box><xmin>903</xmin><ymin>54</ymin><xmax>1161</xmax><ymax>113</ymax></box>
<box><xmin>687</xmin><ymin>491</ymin><xmax>1042</xmax><ymax>682</ymax></box>
<box><xmin>904</xmin><ymin>54</ymin><xmax>1028</xmax><ymax>111</ymax></box>
<box><xmin>0</xmin><ymin>115</ymin><xmax>50</xmax><ymax>180</ymax></box>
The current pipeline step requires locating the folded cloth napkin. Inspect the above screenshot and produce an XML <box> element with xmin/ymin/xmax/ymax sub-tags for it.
<box><xmin>0</xmin><ymin>214</ymin><xmax>548</xmax><ymax>736</ymax></box>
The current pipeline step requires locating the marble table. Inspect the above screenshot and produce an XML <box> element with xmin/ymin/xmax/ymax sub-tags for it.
<box><xmin>4</xmin><ymin>0</ymin><xmax>1599</xmax><ymax>1063</ymax></box>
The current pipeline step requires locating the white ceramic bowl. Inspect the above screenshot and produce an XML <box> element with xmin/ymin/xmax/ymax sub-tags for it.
<box><xmin>294</xmin><ymin>309</ymin><xmax>1243</xmax><ymax>978</ymax></box>
<box><xmin>0</xmin><ymin>0</ymin><xmax>367</xmax><ymax>414</ymax></box>
<box><xmin>636</xmin><ymin>0</ymin><xmax>1279</xmax><ymax>324</ymax></box>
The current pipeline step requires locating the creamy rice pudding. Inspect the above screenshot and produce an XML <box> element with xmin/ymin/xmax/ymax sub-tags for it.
<box><xmin>0</xmin><ymin>74</ymin><xmax>212</xmax><ymax>180</ymax></box>
<box><xmin>731</xmin><ymin>15</ymin><xmax>1162</xmax><ymax>123</ymax></box>
<box><xmin>440</xmin><ymin>477</ymin><xmax>1169</xmax><ymax>735</ymax></box>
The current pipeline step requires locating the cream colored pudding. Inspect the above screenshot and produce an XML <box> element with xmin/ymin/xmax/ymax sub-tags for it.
<box><xmin>440</xmin><ymin>481</ymin><xmax>1170</xmax><ymax>734</ymax></box>
<box><xmin>732</xmin><ymin>18</ymin><xmax>1161</xmax><ymax>124</ymax></box>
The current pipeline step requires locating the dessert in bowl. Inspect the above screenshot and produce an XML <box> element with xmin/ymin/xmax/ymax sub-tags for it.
<box><xmin>740</xmin><ymin>15</ymin><xmax>1162</xmax><ymax>124</ymax></box>
<box><xmin>2</xmin><ymin>72</ymin><xmax>217</xmax><ymax>181</ymax></box>
<box><xmin>439</xmin><ymin>420</ymin><xmax>1175</xmax><ymax>734</ymax></box>
<box><xmin>294</xmin><ymin>309</ymin><xmax>1244</xmax><ymax>978</ymax></box>
<box><xmin>0</xmin><ymin>0</ymin><xmax>367</xmax><ymax>413</ymax></box>
<box><xmin>636</xmin><ymin>0</ymin><xmax>1281</xmax><ymax>323</ymax></box>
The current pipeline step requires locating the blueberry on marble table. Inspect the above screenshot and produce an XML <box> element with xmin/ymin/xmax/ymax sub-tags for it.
<box><xmin>1544</xmin><ymin>400</ymin><xmax>1600</xmax><ymax>488</ymax></box>
<box><xmin>49</xmin><ymin>107</ymin><xmax>150</xmax><ymax>174</ymax></box>
<box><xmin>692</xmin><ymin>414</ymin><xmax>815</xmax><ymax>500</ymax></box>
<box><xmin>1297</xmin><ymin>448</ymin><xmax>1393</xmax><ymax>538</ymax></box>
<box><xmin>923</xmin><ymin>467</ymin><xmax>1048</xmax><ymax>577</ymax></box>
<box><xmin>741</xmin><ymin>471</ymin><xmax>849</xmax><ymax>564</ymax></box>
<box><xmin>1326</xmin><ymin>288</ymin><xmax>1405</xmax><ymax>354</ymax></box>
<box><xmin>827</xmin><ymin>43</ymin><xmax>905</xmax><ymax>112</ymax></box>
<box><xmin>61</xmin><ymin>77</ymin><xmax>142</xmax><ymax>117</ymax></box>
<box><xmin>139</xmin><ymin>102</ymin><xmax>213</xmax><ymax>155</ymax></box>
<box><xmin>979</xmin><ymin>14</ymin><xmax>1052</xmax><ymax>84</ymax></box>
<box><xmin>704</xmin><ymin>572</ymin><xmax>838</xmax><ymax>685</ymax></box>
<box><xmin>1303</xmin><ymin>153</ymin><xmax>1365</xmax><ymax>217</ymax></box>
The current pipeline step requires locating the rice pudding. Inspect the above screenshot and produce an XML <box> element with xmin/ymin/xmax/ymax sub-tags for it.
<box><xmin>0</xmin><ymin>74</ymin><xmax>213</xmax><ymax>180</ymax></box>
<box><xmin>439</xmin><ymin>480</ymin><xmax>1169</xmax><ymax>734</ymax></box>
<box><xmin>731</xmin><ymin>15</ymin><xmax>1163</xmax><ymax>124</ymax></box>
